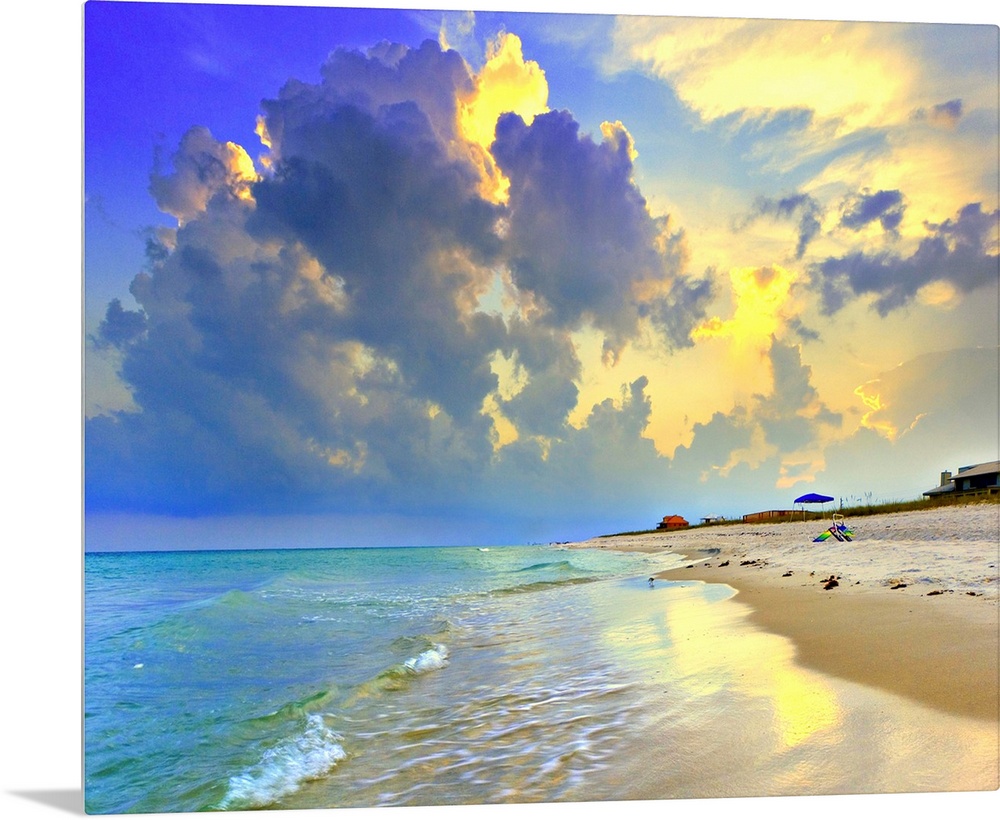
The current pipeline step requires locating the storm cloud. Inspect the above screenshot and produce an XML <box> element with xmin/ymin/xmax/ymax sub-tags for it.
<box><xmin>492</xmin><ymin>109</ymin><xmax>711</xmax><ymax>357</ymax></box>
<box><xmin>85</xmin><ymin>38</ymin><xmax>713</xmax><ymax>522</ymax></box>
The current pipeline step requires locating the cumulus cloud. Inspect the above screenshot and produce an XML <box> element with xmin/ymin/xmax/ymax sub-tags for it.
<box><xmin>486</xmin><ymin>375</ymin><xmax>672</xmax><ymax>531</ymax></box>
<box><xmin>495</xmin><ymin>316</ymin><xmax>581</xmax><ymax>438</ymax></box>
<box><xmin>492</xmin><ymin>109</ymin><xmax>711</xmax><ymax>358</ymax></box>
<box><xmin>86</xmin><ymin>37</ymin><xmax>714</xmax><ymax>523</ymax></box>
<box><xmin>754</xmin><ymin>338</ymin><xmax>841</xmax><ymax>453</ymax></box>
<box><xmin>693</xmin><ymin>265</ymin><xmax>802</xmax><ymax>351</ymax></box>
<box><xmin>92</xmin><ymin>298</ymin><xmax>147</xmax><ymax>349</ymax></box>
<box><xmin>149</xmin><ymin>125</ymin><xmax>258</xmax><ymax>224</ymax></box>
<box><xmin>248</xmin><ymin>103</ymin><xmax>506</xmax><ymax>423</ymax></box>
<box><xmin>457</xmin><ymin>31</ymin><xmax>550</xmax><ymax>203</ymax></box>
<box><xmin>671</xmin><ymin>337</ymin><xmax>840</xmax><ymax>492</ymax></box>
<box><xmin>813</xmin><ymin>202</ymin><xmax>999</xmax><ymax>315</ymax></box>
<box><xmin>459</xmin><ymin>32</ymin><xmax>548</xmax><ymax>152</ymax></box>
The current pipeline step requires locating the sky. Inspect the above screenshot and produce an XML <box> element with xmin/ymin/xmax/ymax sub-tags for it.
<box><xmin>80</xmin><ymin>0</ymin><xmax>999</xmax><ymax>550</ymax></box>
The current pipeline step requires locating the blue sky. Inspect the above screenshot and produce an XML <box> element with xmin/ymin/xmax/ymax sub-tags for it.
<box><xmin>78</xmin><ymin>1</ymin><xmax>999</xmax><ymax>549</ymax></box>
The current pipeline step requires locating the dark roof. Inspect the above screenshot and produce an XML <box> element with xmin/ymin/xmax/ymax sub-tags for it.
<box><xmin>923</xmin><ymin>460</ymin><xmax>999</xmax><ymax>495</ymax></box>
<box><xmin>953</xmin><ymin>460</ymin><xmax>1000</xmax><ymax>479</ymax></box>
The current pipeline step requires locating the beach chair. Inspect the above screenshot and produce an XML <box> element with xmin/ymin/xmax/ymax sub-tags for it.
<box><xmin>813</xmin><ymin>513</ymin><xmax>854</xmax><ymax>542</ymax></box>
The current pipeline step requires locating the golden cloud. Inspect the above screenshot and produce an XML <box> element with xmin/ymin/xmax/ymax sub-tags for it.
<box><xmin>692</xmin><ymin>264</ymin><xmax>799</xmax><ymax>351</ymax></box>
<box><xmin>458</xmin><ymin>31</ymin><xmax>549</xmax><ymax>202</ymax></box>
<box><xmin>612</xmin><ymin>19</ymin><xmax>909</xmax><ymax>133</ymax></box>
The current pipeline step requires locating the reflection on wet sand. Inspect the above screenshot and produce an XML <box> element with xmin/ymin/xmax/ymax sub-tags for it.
<box><xmin>600</xmin><ymin>581</ymin><xmax>841</xmax><ymax>746</ymax></box>
<box><xmin>586</xmin><ymin>577</ymin><xmax>997</xmax><ymax>799</ymax></box>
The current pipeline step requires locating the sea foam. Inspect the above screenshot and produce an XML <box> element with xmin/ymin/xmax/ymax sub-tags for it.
<box><xmin>404</xmin><ymin>643</ymin><xmax>449</xmax><ymax>674</ymax></box>
<box><xmin>218</xmin><ymin>714</ymin><xmax>347</xmax><ymax>810</ymax></box>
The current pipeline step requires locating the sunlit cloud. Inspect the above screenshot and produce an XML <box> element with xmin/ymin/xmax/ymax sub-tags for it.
<box><xmin>150</xmin><ymin>126</ymin><xmax>259</xmax><ymax>224</ymax></box>
<box><xmin>460</xmin><ymin>32</ymin><xmax>549</xmax><ymax>149</ymax></box>
<box><xmin>609</xmin><ymin>15</ymin><xmax>998</xmax><ymax>266</ymax></box>
<box><xmin>84</xmin><ymin>6</ymin><xmax>999</xmax><ymax>542</ymax></box>
<box><xmin>915</xmin><ymin>279</ymin><xmax>960</xmax><ymax>308</ymax></box>
<box><xmin>851</xmin><ymin>347</ymin><xmax>999</xmax><ymax>446</ymax></box>
<box><xmin>854</xmin><ymin>380</ymin><xmax>898</xmax><ymax>440</ymax></box>
<box><xmin>459</xmin><ymin>31</ymin><xmax>549</xmax><ymax>202</ymax></box>
<box><xmin>600</xmin><ymin>119</ymin><xmax>638</xmax><ymax>164</ymax></box>
<box><xmin>693</xmin><ymin>265</ymin><xmax>800</xmax><ymax>352</ymax></box>
<box><xmin>806</xmin><ymin>118</ymin><xmax>996</xmax><ymax>237</ymax></box>
<box><xmin>86</xmin><ymin>32</ymin><xmax>714</xmax><ymax>527</ymax></box>
<box><xmin>609</xmin><ymin>19</ymin><xmax>908</xmax><ymax>133</ymax></box>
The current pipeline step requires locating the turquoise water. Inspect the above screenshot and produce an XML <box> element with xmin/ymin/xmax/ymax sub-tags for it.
<box><xmin>84</xmin><ymin>544</ymin><xmax>688</xmax><ymax>813</ymax></box>
<box><xmin>85</xmin><ymin>543</ymin><xmax>999</xmax><ymax>813</ymax></box>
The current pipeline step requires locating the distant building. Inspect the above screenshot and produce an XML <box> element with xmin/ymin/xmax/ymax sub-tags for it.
<box><xmin>923</xmin><ymin>461</ymin><xmax>1000</xmax><ymax>498</ymax></box>
<box><xmin>657</xmin><ymin>514</ymin><xmax>689</xmax><ymax>530</ymax></box>
<box><xmin>742</xmin><ymin>509</ymin><xmax>818</xmax><ymax>523</ymax></box>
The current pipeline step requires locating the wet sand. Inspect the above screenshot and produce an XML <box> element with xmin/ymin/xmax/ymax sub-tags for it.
<box><xmin>573</xmin><ymin>503</ymin><xmax>1000</xmax><ymax>723</ymax></box>
<box><xmin>662</xmin><ymin>564</ymin><xmax>998</xmax><ymax>721</ymax></box>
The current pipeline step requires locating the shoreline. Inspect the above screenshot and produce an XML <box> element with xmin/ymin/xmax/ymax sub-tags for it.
<box><xmin>573</xmin><ymin>503</ymin><xmax>1000</xmax><ymax>723</ymax></box>
<box><xmin>660</xmin><ymin>565</ymin><xmax>998</xmax><ymax>721</ymax></box>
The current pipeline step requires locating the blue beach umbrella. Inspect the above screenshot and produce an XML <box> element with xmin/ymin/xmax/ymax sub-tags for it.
<box><xmin>794</xmin><ymin>492</ymin><xmax>834</xmax><ymax>519</ymax></box>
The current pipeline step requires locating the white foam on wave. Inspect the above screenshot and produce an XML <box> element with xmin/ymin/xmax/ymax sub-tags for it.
<box><xmin>404</xmin><ymin>643</ymin><xmax>449</xmax><ymax>674</ymax></box>
<box><xmin>218</xmin><ymin>714</ymin><xmax>347</xmax><ymax>810</ymax></box>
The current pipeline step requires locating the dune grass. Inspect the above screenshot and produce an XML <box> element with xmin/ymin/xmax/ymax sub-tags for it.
<box><xmin>834</xmin><ymin>491</ymin><xmax>998</xmax><ymax>518</ymax></box>
<box><xmin>598</xmin><ymin>491</ymin><xmax>998</xmax><ymax>539</ymax></box>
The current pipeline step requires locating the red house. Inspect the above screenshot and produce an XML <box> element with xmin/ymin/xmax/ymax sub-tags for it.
<box><xmin>656</xmin><ymin>514</ymin><xmax>689</xmax><ymax>530</ymax></box>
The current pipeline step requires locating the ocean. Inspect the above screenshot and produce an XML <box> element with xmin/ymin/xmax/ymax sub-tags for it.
<box><xmin>84</xmin><ymin>544</ymin><xmax>690</xmax><ymax>813</ymax></box>
<box><xmin>84</xmin><ymin>543</ymin><xmax>997</xmax><ymax>814</ymax></box>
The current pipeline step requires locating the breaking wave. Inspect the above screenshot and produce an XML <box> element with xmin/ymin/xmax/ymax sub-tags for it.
<box><xmin>217</xmin><ymin>714</ymin><xmax>347</xmax><ymax>810</ymax></box>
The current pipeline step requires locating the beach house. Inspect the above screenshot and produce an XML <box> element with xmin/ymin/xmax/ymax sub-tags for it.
<box><xmin>656</xmin><ymin>514</ymin><xmax>689</xmax><ymax>530</ymax></box>
<box><xmin>922</xmin><ymin>460</ymin><xmax>1000</xmax><ymax>498</ymax></box>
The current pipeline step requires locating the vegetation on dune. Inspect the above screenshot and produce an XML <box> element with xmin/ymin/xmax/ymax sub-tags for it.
<box><xmin>833</xmin><ymin>492</ymin><xmax>998</xmax><ymax>518</ymax></box>
<box><xmin>598</xmin><ymin>492</ymin><xmax>999</xmax><ymax>539</ymax></box>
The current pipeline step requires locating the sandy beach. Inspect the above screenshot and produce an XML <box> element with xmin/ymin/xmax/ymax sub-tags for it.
<box><xmin>570</xmin><ymin>503</ymin><xmax>1000</xmax><ymax>724</ymax></box>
